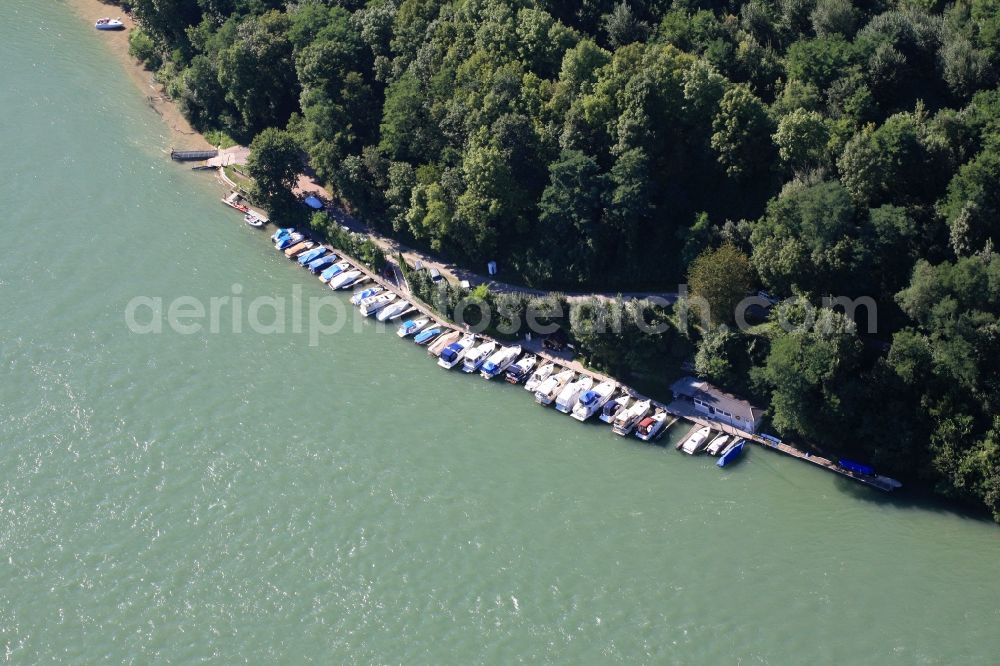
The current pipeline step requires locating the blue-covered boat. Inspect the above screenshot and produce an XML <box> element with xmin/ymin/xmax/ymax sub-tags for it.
<box><xmin>271</xmin><ymin>227</ymin><xmax>294</xmax><ymax>243</ymax></box>
<box><xmin>413</xmin><ymin>328</ymin><xmax>442</xmax><ymax>345</ymax></box>
<box><xmin>350</xmin><ymin>286</ymin><xmax>381</xmax><ymax>305</ymax></box>
<box><xmin>717</xmin><ymin>439</ymin><xmax>746</xmax><ymax>468</ymax></box>
<box><xmin>838</xmin><ymin>458</ymin><xmax>875</xmax><ymax>476</ymax></box>
<box><xmin>319</xmin><ymin>262</ymin><xmax>349</xmax><ymax>282</ymax></box>
<box><xmin>397</xmin><ymin>318</ymin><xmax>430</xmax><ymax>338</ymax></box>
<box><xmin>275</xmin><ymin>233</ymin><xmax>304</xmax><ymax>250</ymax></box>
<box><xmin>307</xmin><ymin>254</ymin><xmax>336</xmax><ymax>273</ymax></box>
<box><xmin>297</xmin><ymin>247</ymin><xmax>327</xmax><ymax>265</ymax></box>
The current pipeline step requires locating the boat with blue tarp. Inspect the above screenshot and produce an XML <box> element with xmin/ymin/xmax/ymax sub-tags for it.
<box><xmin>718</xmin><ymin>439</ymin><xmax>746</xmax><ymax>467</ymax></box>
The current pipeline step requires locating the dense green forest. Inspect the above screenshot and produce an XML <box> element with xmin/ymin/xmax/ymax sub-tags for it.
<box><xmin>123</xmin><ymin>0</ymin><xmax>999</xmax><ymax>519</ymax></box>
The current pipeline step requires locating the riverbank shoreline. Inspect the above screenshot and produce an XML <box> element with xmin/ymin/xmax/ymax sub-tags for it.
<box><xmin>64</xmin><ymin>0</ymin><xmax>903</xmax><ymax>499</ymax></box>
<box><xmin>64</xmin><ymin>0</ymin><xmax>212</xmax><ymax>152</ymax></box>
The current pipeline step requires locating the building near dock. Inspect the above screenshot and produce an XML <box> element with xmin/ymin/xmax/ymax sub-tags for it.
<box><xmin>669</xmin><ymin>376</ymin><xmax>764</xmax><ymax>434</ymax></box>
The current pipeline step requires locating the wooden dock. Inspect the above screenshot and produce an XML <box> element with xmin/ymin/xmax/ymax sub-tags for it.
<box><xmin>171</xmin><ymin>148</ymin><xmax>218</xmax><ymax>161</ymax></box>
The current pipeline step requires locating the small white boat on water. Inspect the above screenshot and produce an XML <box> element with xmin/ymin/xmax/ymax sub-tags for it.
<box><xmin>680</xmin><ymin>426</ymin><xmax>713</xmax><ymax>455</ymax></box>
<box><xmin>328</xmin><ymin>270</ymin><xmax>362</xmax><ymax>289</ymax></box>
<box><xmin>359</xmin><ymin>293</ymin><xmax>396</xmax><ymax>316</ymax></box>
<box><xmin>397</xmin><ymin>318</ymin><xmax>430</xmax><ymax>338</ymax></box>
<box><xmin>571</xmin><ymin>380</ymin><xmax>617</xmax><ymax>422</ymax></box>
<box><xmin>635</xmin><ymin>410</ymin><xmax>668</xmax><ymax>442</ymax></box>
<box><xmin>612</xmin><ymin>399</ymin><xmax>652</xmax><ymax>436</ymax></box>
<box><xmin>244</xmin><ymin>211</ymin><xmax>266</xmax><ymax>228</ymax></box>
<box><xmin>376</xmin><ymin>300</ymin><xmax>411</xmax><ymax>322</ymax></box>
<box><xmin>95</xmin><ymin>17</ymin><xmax>125</xmax><ymax>30</ymax></box>
<box><xmin>555</xmin><ymin>376</ymin><xmax>594</xmax><ymax>414</ymax></box>
<box><xmin>599</xmin><ymin>393</ymin><xmax>632</xmax><ymax>424</ymax></box>
<box><xmin>524</xmin><ymin>362</ymin><xmax>555</xmax><ymax>392</ymax></box>
<box><xmin>437</xmin><ymin>334</ymin><xmax>476</xmax><ymax>369</ymax></box>
<box><xmin>706</xmin><ymin>434</ymin><xmax>731</xmax><ymax>456</ymax></box>
<box><xmin>504</xmin><ymin>354</ymin><xmax>537</xmax><ymax>384</ymax></box>
<box><xmin>462</xmin><ymin>340</ymin><xmax>497</xmax><ymax>373</ymax></box>
<box><xmin>534</xmin><ymin>370</ymin><xmax>575</xmax><ymax>406</ymax></box>
<box><xmin>480</xmin><ymin>345</ymin><xmax>522</xmax><ymax>380</ymax></box>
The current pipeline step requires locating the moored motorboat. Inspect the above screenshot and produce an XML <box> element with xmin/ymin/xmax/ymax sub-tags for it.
<box><xmin>462</xmin><ymin>340</ymin><xmax>497</xmax><ymax>373</ymax></box>
<box><xmin>350</xmin><ymin>286</ymin><xmax>382</xmax><ymax>305</ymax></box>
<box><xmin>534</xmin><ymin>369</ymin><xmax>575</xmax><ymax>406</ymax></box>
<box><xmin>680</xmin><ymin>426</ymin><xmax>713</xmax><ymax>455</ymax></box>
<box><xmin>571</xmin><ymin>380</ymin><xmax>617</xmax><ymax>422</ymax></box>
<box><xmin>427</xmin><ymin>330</ymin><xmax>461</xmax><ymax>357</ymax></box>
<box><xmin>306</xmin><ymin>253</ymin><xmax>336</xmax><ymax>274</ymax></box>
<box><xmin>376</xmin><ymin>300</ymin><xmax>411</xmax><ymax>322</ymax></box>
<box><xmin>706</xmin><ymin>434</ymin><xmax>730</xmax><ymax>456</ymax></box>
<box><xmin>717</xmin><ymin>439</ymin><xmax>746</xmax><ymax>467</ymax></box>
<box><xmin>480</xmin><ymin>345</ymin><xmax>522</xmax><ymax>380</ymax></box>
<box><xmin>611</xmin><ymin>399</ymin><xmax>652</xmax><ymax>436</ymax></box>
<box><xmin>297</xmin><ymin>246</ymin><xmax>328</xmax><ymax>265</ymax></box>
<box><xmin>524</xmin><ymin>362</ymin><xmax>555</xmax><ymax>392</ymax></box>
<box><xmin>359</xmin><ymin>293</ymin><xmax>396</xmax><ymax>316</ymax></box>
<box><xmin>397</xmin><ymin>318</ymin><xmax>430</xmax><ymax>338</ymax></box>
<box><xmin>95</xmin><ymin>17</ymin><xmax>125</xmax><ymax>30</ymax></box>
<box><xmin>635</xmin><ymin>410</ymin><xmax>668</xmax><ymax>442</ymax></box>
<box><xmin>599</xmin><ymin>393</ymin><xmax>632</xmax><ymax>424</ymax></box>
<box><xmin>437</xmin><ymin>334</ymin><xmax>476</xmax><ymax>368</ymax></box>
<box><xmin>413</xmin><ymin>327</ymin><xmax>442</xmax><ymax>345</ymax></box>
<box><xmin>283</xmin><ymin>241</ymin><xmax>315</xmax><ymax>258</ymax></box>
<box><xmin>504</xmin><ymin>354</ymin><xmax>538</xmax><ymax>384</ymax></box>
<box><xmin>271</xmin><ymin>227</ymin><xmax>294</xmax><ymax>243</ymax></box>
<box><xmin>244</xmin><ymin>211</ymin><xmax>266</xmax><ymax>228</ymax></box>
<box><xmin>555</xmin><ymin>376</ymin><xmax>594</xmax><ymax>414</ymax></box>
<box><xmin>319</xmin><ymin>261</ymin><xmax>350</xmax><ymax>283</ymax></box>
<box><xmin>328</xmin><ymin>270</ymin><xmax>362</xmax><ymax>289</ymax></box>
<box><xmin>275</xmin><ymin>233</ymin><xmax>304</xmax><ymax>250</ymax></box>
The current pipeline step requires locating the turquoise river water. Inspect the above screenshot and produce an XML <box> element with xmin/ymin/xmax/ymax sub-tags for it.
<box><xmin>1</xmin><ymin>2</ymin><xmax>998</xmax><ymax>663</ymax></box>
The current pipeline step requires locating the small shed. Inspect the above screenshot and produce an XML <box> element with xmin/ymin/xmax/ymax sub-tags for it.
<box><xmin>670</xmin><ymin>376</ymin><xmax>764</xmax><ymax>433</ymax></box>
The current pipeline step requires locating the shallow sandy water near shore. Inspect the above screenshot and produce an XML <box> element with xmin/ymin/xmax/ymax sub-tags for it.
<box><xmin>63</xmin><ymin>0</ymin><xmax>212</xmax><ymax>152</ymax></box>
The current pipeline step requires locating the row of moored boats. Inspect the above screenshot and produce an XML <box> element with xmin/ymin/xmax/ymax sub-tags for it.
<box><xmin>675</xmin><ymin>425</ymin><xmax>747</xmax><ymax>467</ymax></box>
<box><xmin>272</xmin><ymin>226</ymin><xmax>746</xmax><ymax>464</ymax></box>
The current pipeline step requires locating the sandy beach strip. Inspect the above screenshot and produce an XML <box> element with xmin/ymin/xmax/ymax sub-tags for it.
<box><xmin>63</xmin><ymin>0</ymin><xmax>213</xmax><ymax>151</ymax></box>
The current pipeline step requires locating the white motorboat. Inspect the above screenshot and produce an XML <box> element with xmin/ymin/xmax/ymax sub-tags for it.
<box><xmin>376</xmin><ymin>300</ymin><xmax>411</xmax><ymax>322</ymax></box>
<box><xmin>244</xmin><ymin>211</ymin><xmax>266</xmax><ymax>228</ymax></box>
<box><xmin>681</xmin><ymin>426</ymin><xmax>713</xmax><ymax>455</ymax></box>
<box><xmin>437</xmin><ymin>334</ymin><xmax>476</xmax><ymax>369</ymax></box>
<box><xmin>480</xmin><ymin>345</ymin><xmax>522</xmax><ymax>380</ymax></box>
<box><xmin>524</xmin><ymin>362</ymin><xmax>555</xmax><ymax>392</ymax></box>
<box><xmin>95</xmin><ymin>17</ymin><xmax>125</xmax><ymax>30</ymax></box>
<box><xmin>555</xmin><ymin>376</ymin><xmax>594</xmax><ymax>414</ymax></box>
<box><xmin>397</xmin><ymin>318</ymin><xmax>430</xmax><ymax>338</ymax></box>
<box><xmin>612</xmin><ymin>399</ymin><xmax>652</xmax><ymax>436</ymax></box>
<box><xmin>571</xmin><ymin>380</ymin><xmax>617</xmax><ymax>422</ymax></box>
<box><xmin>328</xmin><ymin>270</ymin><xmax>362</xmax><ymax>289</ymax></box>
<box><xmin>359</xmin><ymin>293</ymin><xmax>396</xmax><ymax>316</ymax></box>
<box><xmin>599</xmin><ymin>393</ymin><xmax>632</xmax><ymax>424</ymax></box>
<box><xmin>462</xmin><ymin>340</ymin><xmax>497</xmax><ymax>373</ymax></box>
<box><xmin>706</xmin><ymin>434</ymin><xmax>731</xmax><ymax>456</ymax></box>
<box><xmin>635</xmin><ymin>410</ymin><xmax>669</xmax><ymax>442</ymax></box>
<box><xmin>534</xmin><ymin>369</ymin><xmax>575</xmax><ymax>406</ymax></box>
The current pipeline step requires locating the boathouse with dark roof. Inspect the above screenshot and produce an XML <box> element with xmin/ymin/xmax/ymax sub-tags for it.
<box><xmin>669</xmin><ymin>376</ymin><xmax>765</xmax><ymax>434</ymax></box>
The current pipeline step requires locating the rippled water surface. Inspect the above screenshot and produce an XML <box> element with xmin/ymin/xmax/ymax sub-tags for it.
<box><xmin>1</xmin><ymin>2</ymin><xmax>998</xmax><ymax>663</ymax></box>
